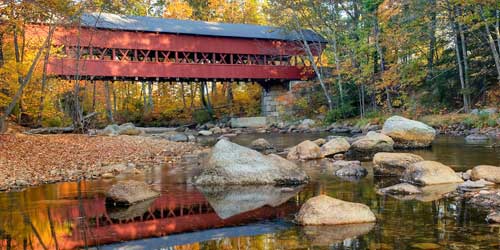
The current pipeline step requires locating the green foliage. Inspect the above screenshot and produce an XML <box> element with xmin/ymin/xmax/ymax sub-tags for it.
<box><xmin>44</xmin><ymin>116</ymin><xmax>62</xmax><ymax>127</ymax></box>
<box><xmin>192</xmin><ymin>109</ymin><xmax>213</xmax><ymax>124</ymax></box>
<box><xmin>325</xmin><ymin>104</ymin><xmax>357</xmax><ymax>124</ymax></box>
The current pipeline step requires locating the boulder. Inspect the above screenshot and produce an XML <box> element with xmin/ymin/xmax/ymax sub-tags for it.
<box><xmin>346</xmin><ymin>132</ymin><xmax>394</xmax><ymax>160</ymax></box>
<box><xmin>287</xmin><ymin>140</ymin><xmax>322</xmax><ymax>160</ymax></box>
<box><xmin>195</xmin><ymin>140</ymin><xmax>308</xmax><ymax>185</ymax></box>
<box><xmin>373</xmin><ymin>152</ymin><xmax>424</xmax><ymax>176</ymax></box>
<box><xmin>313</xmin><ymin>138</ymin><xmax>326</xmax><ymax>146</ymax></box>
<box><xmin>470</xmin><ymin>165</ymin><xmax>500</xmax><ymax>183</ymax></box>
<box><xmin>100</xmin><ymin>124</ymin><xmax>119</xmax><ymax>136</ymax></box>
<box><xmin>165</xmin><ymin>132</ymin><xmax>188</xmax><ymax>142</ymax></box>
<box><xmin>487</xmin><ymin>212</ymin><xmax>500</xmax><ymax>223</ymax></box>
<box><xmin>458</xmin><ymin>179</ymin><xmax>494</xmax><ymax>190</ymax></box>
<box><xmin>296</xmin><ymin>195</ymin><xmax>376</xmax><ymax>225</ymax></box>
<box><xmin>381</xmin><ymin>116</ymin><xmax>436</xmax><ymax>148</ymax></box>
<box><xmin>117</xmin><ymin>123</ymin><xmax>142</xmax><ymax>136</ymax></box>
<box><xmin>335</xmin><ymin>161</ymin><xmax>367</xmax><ymax>177</ymax></box>
<box><xmin>198</xmin><ymin>130</ymin><xmax>213</xmax><ymax>136</ymax></box>
<box><xmin>401</xmin><ymin>161</ymin><xmax>463</xmax><ymax>186</ymax></box>
<box><xmin>105</xmin><ymin>180</ymin><xmax>160</xmax><ymax>205</ymax></box>
<box><xmin>209</xmin><ymin>126</ymin><xmax>223</xmax><ymax>134</ymax></box>
<box><xmin>378</xmin><ymin>183</ymin><xmax>422</xmax><ymax>195</ymax></box>
<box><xmin>250</xmin><ymin>138</ymin><xmax>274</xmax><ymax>152</ymax></box>
<box><xmin>298</xmin><ymin>119</ymin><xmax>315</xmax><ymax>130</ymax></box>
<box><xmin>320</xmin><ymin>137</ymin><xmax>350</xmax><ymax>157</ymax></box>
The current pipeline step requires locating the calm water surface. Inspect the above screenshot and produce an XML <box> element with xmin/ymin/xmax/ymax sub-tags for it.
<box><xmin>1</xmin><ymin>134</ymin><xmax>499</xmax><ymax>250</ymax></box>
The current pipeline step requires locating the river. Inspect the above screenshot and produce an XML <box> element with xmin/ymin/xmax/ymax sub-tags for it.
<box><xmin>0</xmin><ymin>134</ymin><xmax>499</xmax><ymax>249</ymax></box>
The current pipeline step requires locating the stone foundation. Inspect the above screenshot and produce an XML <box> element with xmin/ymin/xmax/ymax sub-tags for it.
<box><xmin>261</xmin><ymin>83</ymin><xmax>292</xmax><ymax>122</ymax></box>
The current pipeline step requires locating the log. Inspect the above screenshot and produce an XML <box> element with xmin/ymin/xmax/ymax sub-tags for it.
<box><xmin>25</xmin><ymin>127</ymin><xmax>74</xmax><ymax>134</ymax></box>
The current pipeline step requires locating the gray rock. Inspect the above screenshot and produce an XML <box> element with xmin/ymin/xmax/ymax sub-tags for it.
<box><xmin>198</xmin><ymin>130</ymin><xmax>213</xmax><ymax>136</ymax></box>
<box><xmin>335</xmin><ymin>161</ymin><xmax>367</xmax><ymax>177</ymax></box>
<box><xmin>346</xmin><ymin>132</ymin><xmax>394</xmax><ymax>160</ymax></box>
<box><xmin>373</xmin><ymin>152</ymin><xmax>424</xmax><ymax>176</ymax></box>
<box><xmin>458</xmin><ymin>179</ymin><xmax>494</xmax><ymax>190</ymax></box>
<box><xmin>195</xmin><ymin>140</ymin><xmax>308</xmax><ymax>185</ymax></box>
<box><xmin>250</xmin><ymin>138</ymin><xmax>274</xmax><ymax>152</ymax></box>
<box><xmin>401</xmin><ymin>161</ymin><xmax>464</xmax><ymax>186</ymax></box>
<box><xmin>465</xmin><ymin>134</ymin><xmax>490</xmax><ymax>142</ymax></box>
<box><xmin>296</xmin><ymin>195</ymin><xmax>376</xmax><ymax>225</ymax></box>
<box><xmin>100</xmin><ymin>124</ymin><xmax>119</xmax><ymax>136</ymax></box>
<box><xmin>312</xmin><ymin>138</ymin><xmax>326</xmax><ymax>146</ymax></box>
<box><xmin>167</xmin><ymin>133</ymin><xmax>189</xmax><ymax>142</ymax></box>
<box><xmin>378</xmin><ymin>183</ymin><xmax>422</xmax><ymax>195</ymax></box>
<box><xmin>382</xmin><ymin>116</ymin><xmax>436</xmax><ymax>148</ymax></box>
<box><xmin>105</xmin><ymin>180</ymin><xmax>160</xmax><ymax>205</ymax></box>
<box><xmin>230</xmin><ymin>117</ymin><xmax>268</xmax><ymax>128</ymax></box>
<box><xmin>487</xmin><ymin>212</ymin><xmax>500</xmax><ymax>223</ymax></box>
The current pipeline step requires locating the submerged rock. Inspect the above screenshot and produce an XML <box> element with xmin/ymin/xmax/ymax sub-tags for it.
<box><xmin>197</xmin><ymin>185</ymin><xmax>302</xmax><ymax>219</ymax></box>
<box><xmin>401</xmin><ymin>161</ymin><xmax>463</xmax><ymax>186</ymax></box>
<box><xmin>320</xmin><ymin>137</ymin><xmax>350</xmax><ymax>158</ymax></box>
<box><xmin>470</xmin><ymin>165</ymin><xmax>500</xmax><ymax>183</ymax></box>
<box><xmin>458</xmin><ymin>179</ymin><xmax>494</xmax><ymax>190</ymax></box>
<box><xmin>195</xmin><ymin>140</ymin><xmax>308</xmax><ymax>185</ymax></box>
<box><xmin>334</xmin><ymin>161</ymin><xmax>367</xmax><ymax>177</ymax></box>
<box><xmin>105</xmin><ymin>180</ymin><xmax>160</xmax><ymax>206</ymax></box>
<box><xmin>296</xmin><ymin>195</ymin><xmax>376</xmax><ymax>225</ymax></box>
<box><xmin>287</xmin><ymin>140</ymin><xmax>322</xmax><ymax>160</ymax></box>
<box><xmin>378</xmin><ymin>183</ymin><xmax>422</xmax><ymax>195</ymax></box>
<box><xmin>465</xmin><ymin>134</ymin><xmax>490</xmax><ymax>142</ymax></box>
<box><xmin>381</xmin><ymin>116</ymin><xmax>436</xmax><ymax>148</ymax></box>
<box><xmin>373</xmin><ymin>152</ymin><xmax>424</xmax><ymax>176</ymax></box>
<box><xmin>346</xmin><ymin>132</ymin><xmax>394</xmax><ymax>160</ymax></box>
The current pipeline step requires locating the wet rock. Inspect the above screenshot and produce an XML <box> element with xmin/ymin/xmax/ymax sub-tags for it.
<box><xmin>471</xmin><ymin>165</ymin><xmax>500</xmax><ymax>183</ymax></box>
<box><xmin>373</xmin><ymin>152</ymin><xmax>424</xmax><ymax>176</ymax></box>
<box><xmin>458</xmin><ymin>179</ymin><xmax>494</xmax><ymax>190</ymax></box>
<box><xmin>296</xmin><ymin>195</ymin><xmax>376</xmax><ymax>225</ymax></box>
<box><xmin>105</xmin><ymin>180</ymin><xmax>160</xmax><ymax>206</ymax></box>
<box><xmin>197</xmin><ymin>185</ymin><xmax>302</xmax><ymax>219</ymax></box>
<box><xmin>250</xmin><ymin>138</ymin><xmax>275</xmax><ymax>153</ymax></box>
<box><xmin>465</xmin><ymin>134</ymin><xmax>490</xmax><ymax>142</ymax></box>
<box><xmin>117</xmin><ymin>123</ymin><xmax>142</xmax><ymax>136</ymax></box>
<box><xmin>487</xmin><ymin>212</ymin><xmax>500</xmax><ymax>223</ymax></box>
<box><xmin>346</xmin><ymin>132</ymin><xmax>394</xmax><ymax>160</ymax></box>
<box><xmin>198</xmin><ymin>130</ymin><xmax>213</xmax><ymax>136</ymax></box>
<box><xmin>301</xmin><ymin>223</ymin><xmax>375</xmax><ymax>246</ymax></box>
<box><xmin>401</xmin><ymin>161</ymin><xmax>463</xmax><ymax>186</ymax></box>
<box><xmin>381</xmin><ymin>116</ymin><xmax>436</xmax><ymax>148</ymax></box>
<box><xmin>378</xmin><ymin>183</ymin><xmax>422</xmax><ymax>195</ymax></box>
<box><xmin>195</xmin><ymin>140</ymin><xmax>308</xmax><ymax>185</ymax></box>
<box><xmin>320</xmin><ymin>137</ymin><xmax>350</xmax><ymax>158</ymax></box>
<box><xmin>336</xmin><ymin>164</ymin><xmax>367</xmax><ymax>177</ymax></box>
<box><xmin>287</xmin><ymin>140</ymin><xmax>322</xmax><ymax>160</ymax></box>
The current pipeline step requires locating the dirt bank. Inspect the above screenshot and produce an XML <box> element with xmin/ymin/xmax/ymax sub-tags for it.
<box><xmin>0</xmin><ymin>134</ymin><xmax>202</xmax><ymax>191</ymax></box>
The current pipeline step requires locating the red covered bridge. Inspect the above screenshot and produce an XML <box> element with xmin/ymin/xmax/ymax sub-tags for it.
<box><xmin>41</xmin><ymin>13</ymin><xmax>326</xmax><ymax>82</ymax></box>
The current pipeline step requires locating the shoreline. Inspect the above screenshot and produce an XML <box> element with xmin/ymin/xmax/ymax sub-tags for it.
<box><xmin>0</xmin><ymin>134</ymin><xmax>203</xmax><ymax>191</ymax></box>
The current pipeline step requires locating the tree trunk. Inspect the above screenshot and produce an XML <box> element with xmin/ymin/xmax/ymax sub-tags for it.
<box><xmin>374</xmin><ymin>19</ymin><xmax>392</xmax><ymax>112</ymax></box>
<box><xmin>91</xmin><ymin>80</ymin><xmax>96</xmax><ymax>112</ymax></box>
<box><xmin>226</xmin><ymin>82</ymin><xmax>233</xmax><ymax>105</ymax></box>
<box><xmin>104</xmin><ymin>81</ymin><xmax>114</xmax><ymax>123</ymax></box>
<box><xmin>37</xmin><ymin>30</ymin><xmax>53</xmax><ymax>127</ymax></box>
<box><xmin>141</xmin><ymin>82</ymin><xmax>147</xmax><ymax>111</ymax></box>
<box><xmin>200</xmin><ymin>81</ymin><xmax>214</xmax><ymax>117</ymax></box>
<box><xmin>180</xmin><ymin>81</ymin><xmax>187</xmax><ymax>109</ymax></box>
<box><xmin>426</xmin><ymin>0</ymin><xmax>437</xmax><ymax>81</ymax></box>
<box><xmin>148</xmin><ymin>81</ymin><xmax>154</xmax><ymax>111</ymax></box>
<box><xmin>112</xmin><ymin>82</ymin><xmax>117</xmax><ymax>113</ymax></box>
<box><xmin>0</xmin><ymin>32</ymin><xmax>4</xmax><ymax>67</ymax></box>
<box><xmin>457</xmin><ymin>6</ymin><xmax>471</xmax><ymax>111</ymax></box>
<box><xmin>480</xmin><ymin>5</ymin><xmax>500</xmax><ymax>82</ymax></box>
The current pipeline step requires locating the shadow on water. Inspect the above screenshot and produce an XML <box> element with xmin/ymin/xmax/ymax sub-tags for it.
<box><xmin>0</xmin><ymin>134</ymin><xmax>500</xmax><ymax>249</ymax></box>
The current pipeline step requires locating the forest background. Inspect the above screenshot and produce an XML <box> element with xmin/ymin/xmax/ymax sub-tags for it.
<box><xmin>1</xmin><ymin>0</ymin><xmax>499</xmax><ymax>131</ymax></box>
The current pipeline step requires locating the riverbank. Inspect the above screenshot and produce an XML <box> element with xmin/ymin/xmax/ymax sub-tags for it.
<box><xmin>0</xmin><ymin>134</ymin><xmax>202</xmax><ymax>191</ymax></box>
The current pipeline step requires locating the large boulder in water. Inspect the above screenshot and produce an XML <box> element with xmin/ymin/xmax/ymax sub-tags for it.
<box><xmin>195</xmin><ymin>140</ymin><xmax>308</xmax><ymax>185</ymax></box>
<box><xmin>296</xmin><ymin>195</ymin><xmax>376</xmax><ymax>225</ymax></box>
<box><xmin>401</xmin><ymin>161</ymin><xmax>463</xmax><ymax>186</ymax></box>
<box><xmin>470</xmin><ymin>165</ymin><xmax>500</xmax><ymax>183</ymax></box>
<box><xmin>382</xmin><ymin>116</ymin><xmax>436</xmax><ymax>148</ymax></box>
<box><xmin>373</xmin><ymin>152</ymin><xmax>424</xmax><ymax>176</ymax></box>
<box><xmin>287</xmin><ymin>140</ymin><xmax>322</xmax><ymax>160</ymax></box>
<box><xmin>320</xmin><ymin>137</ymin><xmax>350</xmax><ymax>157</ymax></box>
<box><xmin>346</xmin><ymin>132</ymin><xmax>394</xmax><ymax>160</ymax></box>
<box><xmin>105</xmin><ymin>180</ymin><xmax>160</xmax><ymax>206</ymax></box>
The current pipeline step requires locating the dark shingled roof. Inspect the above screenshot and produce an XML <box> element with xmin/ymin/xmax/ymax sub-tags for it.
<box><xmin>81</xmin><ymin>13</ymin><xmax>327</xmax><ymax>43</ymax></box>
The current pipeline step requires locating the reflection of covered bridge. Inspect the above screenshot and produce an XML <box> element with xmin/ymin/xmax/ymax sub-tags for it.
<box><xmin>1</xmin><ymin>186</ymin><xmax>298</xmax><ymax>250</ymax></box>
<box><xmin>30</xmin><ymin>13</ymin><xmax>326</xmax><ymax>119</ymax></box>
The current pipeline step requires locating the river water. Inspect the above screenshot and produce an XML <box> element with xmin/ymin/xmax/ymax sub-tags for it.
<box><xmin>0</xmin><ymin>134</ymin><xmax>499</xmax><ymax>250</ymax></box>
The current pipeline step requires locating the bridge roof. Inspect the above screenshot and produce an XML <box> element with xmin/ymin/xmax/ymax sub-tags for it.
<box><xmin>81</xmin><ymin>13</ymin><xmax>327</xmax><ymax>43</ymax></box>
